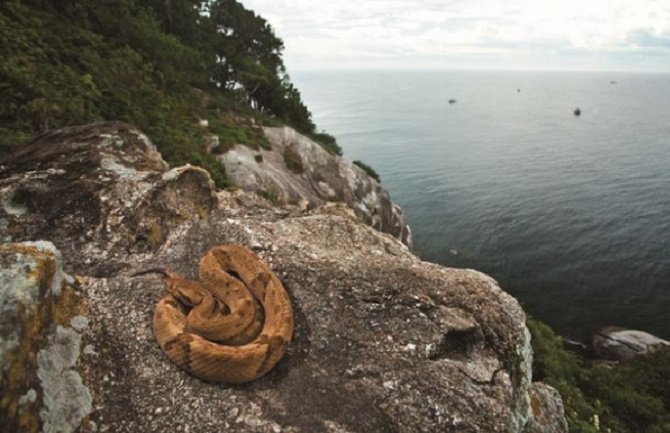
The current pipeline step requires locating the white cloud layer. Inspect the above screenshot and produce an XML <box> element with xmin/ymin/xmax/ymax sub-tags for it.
<box><xmin>241</xmin><ymin>0</ymin><xmax>670</xmax><ymax>71</ymax></box>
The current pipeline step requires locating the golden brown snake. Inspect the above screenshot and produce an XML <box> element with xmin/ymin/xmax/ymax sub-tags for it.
<box><xmin>141</xmin><ymin>245</ymin><xmax>293</xmax><ymax>384</ymax></box>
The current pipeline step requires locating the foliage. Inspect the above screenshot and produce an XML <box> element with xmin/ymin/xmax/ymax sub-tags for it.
<box><xmin>353</xmin><ymin>160</ymin><xmax>381</xmax><ymax>183</ymax></box>
<box><xmin>206</xmin><ymin>113</ymin><xmax>270</xmax><ymax>153</ymax></box>
<box><xmin>258</xmin><ymin>189</ymin><xmax>282</xmax><ymax>205</ymax></box>
<box><xmin>0</xmin><ymin>0</ymin><xmax>338</xmax><ymax>184</ymax></box>
<box><xmin>282</xmin><ymin>146</ymin><xmax>304</xmax><ymax>174</ymax></box>
<box><xmin>527</xmin><ymin>317</ymin><xmax>670</xmax><ymax>433</ymax></box>
<box><xmin>309</xmin><ymin>131</ymin><xmax>342</xmax><ymax>156</ymax></box>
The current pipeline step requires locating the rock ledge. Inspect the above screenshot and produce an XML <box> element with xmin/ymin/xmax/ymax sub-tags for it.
<box><xmin>0</xmin><ymin>123</ymin><xmax>566</xmax><ymax>433</ymax></box>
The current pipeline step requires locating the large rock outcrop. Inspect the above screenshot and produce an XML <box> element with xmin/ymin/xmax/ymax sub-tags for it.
<box><xmin>593</xmin><ymin>327</ymin><xmax>670</xmax><ymax>362</ymax></box>
<box><xmin>218</xmin><ymin>126</ymin><xmax>412</xmax><ymax>248</ymax></box>
<box><xmin>0</xmin><ymin>122</ymin><xmax>566</xmax><ymax>433</ymax></box>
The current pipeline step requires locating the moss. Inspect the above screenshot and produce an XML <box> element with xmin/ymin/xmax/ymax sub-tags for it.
<box><xmin>283</xmin><ymin>146</ymin><xmax>304</xmax><ymax>174</ymax></box>
<box><xmin>149</xmin><ymin>221</ymin><xmax>165</xmax><ymax>248</ymax></box>
<box><xmin>0</xmin><ymin>246</ymin><xmax>87</xmax><ymax>433</ymax></box>
<box><xmin>258</xmin><ymin>190</ymin><xmax>283</xmax><ymax>206</ymax></box>
<box><xmin>530</xmin><ymin>392</ymin><xmax>542</xmax><ymax>418</ymax></box>
<box><xmin>2</xmin><ymin>305</ymin><xmax>43</xmax><ymax>433</ymax></box>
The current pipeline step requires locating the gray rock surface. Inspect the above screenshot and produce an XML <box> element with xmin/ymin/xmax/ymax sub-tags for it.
<box><xmin>37</xmin><ymin>325</ymin><xmax>92</xmax><ymax>433</ymax></box>
<box><xmin>0</xmin><ymin>122</ymin><xmax>218</xmax><ymax>278</ymax></box>
<box><xmin>593</xmin><ymin>327</ymin><xmax>670</xmax><ymax>361</ymax></box>
<box><xmin>0</xmin><ymin>122</ymin><xmax>566</xmax><ymax>432</ymax></box>
<box><xmin>0</xmin><ymin>242</ymin><xmax>90</xmax><ymax>433</ymax></box>
<box><xmin>524</xmin><ymin>383</ymin><xmax>568</xmax><ymax>433</ymax></box>
<box><xmin>219</xmin><ymin>126</ymin><xmax>412</xmax><ymax>248</ymax></box>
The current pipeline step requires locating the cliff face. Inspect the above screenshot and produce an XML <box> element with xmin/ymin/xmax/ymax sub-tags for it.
<box><xmin>0</xmin><ymin>123</ymin><xmax>565</xmax><ymax>433</ymax></box>
<box><xmin>218</xmin><ymin>126</ymin><xmax>413</xmax><ymax>249</ymax></box>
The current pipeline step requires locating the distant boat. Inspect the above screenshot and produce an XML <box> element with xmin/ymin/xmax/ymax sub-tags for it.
<box><xmin>517</xmin><ymin>88</ymin><xmax>521</xmax><ymax>92</ymax></box>
<box><xmin>574</xmin><ymin>107</ymin><xmax>581</xmax><ymax>116</ymax></box>
<box><xmin>448</xmin><ymin>98</ymin><xmax>457</xmax><ymax>104</ymax></box>
<box><xmin>610</xmin><ymin>80</ymin><xmax>617</xmax><ymax>84</ymax></box>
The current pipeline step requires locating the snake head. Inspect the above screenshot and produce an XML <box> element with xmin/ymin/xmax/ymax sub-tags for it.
<box><xmin>164</xmin><ymin>277</ymin><xmax>205</xmax><ymax>307</ymax></box>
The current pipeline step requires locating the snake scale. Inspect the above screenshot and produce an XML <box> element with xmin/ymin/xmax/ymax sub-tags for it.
<box><xmin>145</xmin><ymin>245</ymin><xmax>294</xmax><ymax>384</ymax></box>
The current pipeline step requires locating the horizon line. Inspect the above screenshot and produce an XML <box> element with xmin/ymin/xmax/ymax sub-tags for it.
<box><xmin>289</xmin><ymin>67</ymin><xmax>670</xmax><ymax>74</ymax></box>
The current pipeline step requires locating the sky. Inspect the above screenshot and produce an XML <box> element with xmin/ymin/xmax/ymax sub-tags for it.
<box><xmin>240</xmin><ymin>0</ymin><xmax>670</xmax><ymax>72</ymax></box>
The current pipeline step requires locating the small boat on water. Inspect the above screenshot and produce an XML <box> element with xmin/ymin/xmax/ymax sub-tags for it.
<box><xmin>574</xmin><ymin>107</ymin><xmax>581</xmax><ymax>116</ymax></box>
<box><xmin>448</xmin><ymin>98</ymin><xmax>457</xmax><ymax>104</ymax></box>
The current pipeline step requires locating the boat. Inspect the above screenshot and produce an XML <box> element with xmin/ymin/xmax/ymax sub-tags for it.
<box><xmin>574</xmin><ymin>107</ymin><xmax>581</xmax><ymax>116</ymax></box>
<box><xmin>448</xmin><ymin>98</ymin><xmax>457</xmax><ymax>104</ymax></box>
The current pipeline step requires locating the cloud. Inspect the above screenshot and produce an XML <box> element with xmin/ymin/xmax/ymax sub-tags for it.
<box><xmin>625</xmin><ymin>29</ymin><xmax>670</xmax><ymax>48</ymax></box>
<box><xmin>240</xmin><ymin>0</ymin><xmax>670</xmax><ymax>71</ymax></box>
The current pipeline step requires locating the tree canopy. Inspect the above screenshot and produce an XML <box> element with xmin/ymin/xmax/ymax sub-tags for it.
<box><xmin>0</xmin><ymin>0</ymin><xmax>339</xmax><ymax>186</ymax></box>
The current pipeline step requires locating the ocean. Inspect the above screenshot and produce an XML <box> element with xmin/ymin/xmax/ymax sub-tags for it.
<box><xmin>292</xmin><ymin>70</ymin><xmax>670</xmax><ymax>340</ymax></box>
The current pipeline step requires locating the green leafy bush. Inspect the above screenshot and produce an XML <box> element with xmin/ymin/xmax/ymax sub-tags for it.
<box><xmin>527</xmin><ymin>317</ymin><xmax>670</xmax><ymax>433</ymax></box>
<box><xmin>207</xmin><ymin>113</ymin><xmax>270</xmax><ymax>153</ymax></box>
<box><xmin>309</xmin><ymin>131</ymin><xmax>342</xmax><ymax>156</ymax></box>
<box><xmin>353</xmin><ymin>160</ymin><xmax>381</xmax><ymax>183</ymax></box>
<box><xmin>0</xmin><ymin>0</ymin><xmax>339</xmax><ymax>183</ymax></box>
<box><xmin>258</xmin><ymin>189</ymin><xmax>282</xmax><ymax>205</ymax></box>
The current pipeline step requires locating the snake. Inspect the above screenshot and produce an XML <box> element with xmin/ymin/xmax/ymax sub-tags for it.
<box><xmin>137</xmin><ymin>245</ymin><xmax>294</xmax><ymax>384</ymax></box>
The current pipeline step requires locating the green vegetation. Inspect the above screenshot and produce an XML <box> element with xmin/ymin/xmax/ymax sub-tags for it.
<box><xmin>206</xmin><ymin>114</ymin><xmax>270</xmax><ymax>153</ymax></box>
<box><xmin>527</xmin><ymin>317</ymin><xmax>670</xmax><ymax>433</ymax></box>
<box><xmin>258</xmin><ymin>189</ymin><xmax>282</xmax><ymax>205</ymax></box>
<box><xmin>282</xmin><ymin>146</ymin><xmax>304</xmax><ymax>174</ymax></box>
<box><xmin>0</xmin><ymin>0</ymin><xmax>342</xmax><ymax>187</ymax></box>
<box><xmin>353</xmin><ymin>160</ymin><xmax>381</xmax><ymax>183</ymax></box>
<box><xmin>309</xmin><ymin>131</ymin><xmax>342</xmax><ymax>156</ymax></box>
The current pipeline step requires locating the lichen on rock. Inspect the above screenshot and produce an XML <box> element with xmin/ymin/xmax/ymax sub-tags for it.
<box><xmin>0</xmin><ymin>241</ymin><xmax>90</xmax><ymax>433</ymax></box>
<box><xmin>37</xmin><ymin>325</ymin><xmax>92</xmax><ymax>433</ymax></box>
<box><xmin>524</xmin><ymin>382</ymin><xmax>568</xmax><ymax>433</ymax></box>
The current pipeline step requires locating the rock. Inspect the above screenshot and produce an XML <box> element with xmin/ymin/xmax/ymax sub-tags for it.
<box><xmin>593</xmin><ymin>327</ymin><xmax>670</xmax><ymax>361</ymax></box>
<box><xmin>218</xmin><ymin>126</ymin><xmax>412</xmax><ymax>248</ymax></box>
<box><xmin>0</xmin><ymin>242</ymin><xmax>91</xmax><ymax>433</ymax></box>
<box><xmin>0</xmin><ymin>122</ymin><xmax>218</xmax><ymax>277</ymax></box>
<box><xmin>0</xmin><ymin>122</ymin><xmax>565</xmax><ymax>432</ymax></box>
<box><xmin>524</xmin><ymin>383</ymin><xmax>568</xmax><ymax>433</ymax></box>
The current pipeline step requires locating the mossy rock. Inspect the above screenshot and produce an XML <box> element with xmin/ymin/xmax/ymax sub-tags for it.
<box><xmin>0</xmin><ymin>242</ymin><xmax>89</xmax><ymax>433</ymax></box>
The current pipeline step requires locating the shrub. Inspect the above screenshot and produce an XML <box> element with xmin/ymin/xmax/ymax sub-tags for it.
<box><xmin>353</xmin><ymin>160</ymin><xmax>381</xmax><ymax>183</ymax></box>
<box><xmin>206</xmin><ymin>112</ymin><xmax>270</xmax><ymax>152</ymax></box>
<box><xmin>258</xmin><ymin>189</ymin><xmax>282</xmax><ymax>205</ymax></box>
<box><xmin>309</xmin><ymin>131</ymin><xmax>342</xmax><ymax>156</ymax></box>
<box><xmin>527</xmin><ymin>316</ymin><xmax>670</xmax><ymax>433</ymax></box>
<box><xmin>283</xmin><ymin>146</ymin><xmax>304</xmax><ymax>174</ymax></box>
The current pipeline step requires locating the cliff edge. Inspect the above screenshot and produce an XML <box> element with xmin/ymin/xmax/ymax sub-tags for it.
<box><xmin>218</xmin><ymin>125</ymin><xmax>412</xmax><ymax>249</ymax></box>
<box><xmin>0</xmin><ymin>123</ymin><xmax>566</xmax><ymax>433</ymax></box>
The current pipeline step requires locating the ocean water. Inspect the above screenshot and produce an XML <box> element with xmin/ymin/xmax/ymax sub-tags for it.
<box><xmin>292</xmin><ymin>70</ymin><xmax>670</xmax><ymax>340</ymax></box>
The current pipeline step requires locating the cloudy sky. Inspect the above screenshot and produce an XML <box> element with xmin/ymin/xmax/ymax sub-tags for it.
<box><xmin>240</xmin><ymin>0</ymin><xmax>670</xmax><ymax>72</ymax></box>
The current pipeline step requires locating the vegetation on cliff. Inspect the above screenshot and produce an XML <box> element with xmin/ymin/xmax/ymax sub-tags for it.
<box><xmin>353</xmin><ymin>160</ymin><xmax>381</xmax><ymax>183</ymax></box>
<box><xmin>528</xmin><ymin>317</ymin><xmax>670</xmax><ymax>433</ymax></box>
<box><xmin>0</xmin><ymin>0</ymin><xmax>340</xmax><ymax>187</ymax></box>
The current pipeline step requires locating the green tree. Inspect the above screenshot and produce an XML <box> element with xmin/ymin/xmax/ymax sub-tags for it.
<box><xmin>0</xmin><ymin>0</ymin><xmax>345</xmax><ymax>182</ymax></box>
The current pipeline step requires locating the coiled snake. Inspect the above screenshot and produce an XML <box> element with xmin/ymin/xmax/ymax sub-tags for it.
<box><xmin>139</xmin><ymin>245</ymin><xmax>294</xmax><ymax>384</ymax></box>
